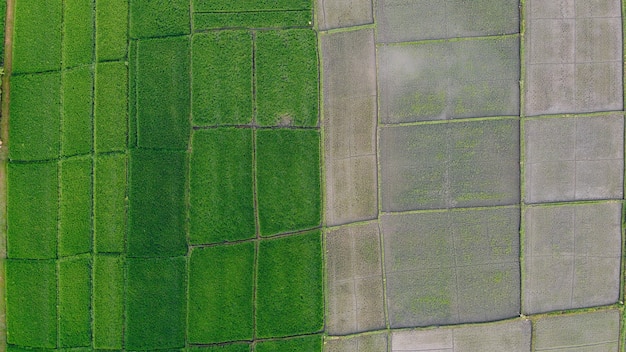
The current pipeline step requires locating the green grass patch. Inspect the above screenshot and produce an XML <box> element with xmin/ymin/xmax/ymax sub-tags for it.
<box><xmin>255</xmin><ymin>29</ymin><xmax>318</xmax><ymax>127</ymax></box>
<box><xmin>9</xmin><ymin>72</ymin><xmax>61</xmax><ymax>161</ymax></box>
<box><xmin>95</xmin><ymin>61</ymin><xmax>128</xmax><ymax>152</ymax></box>
<box><xmin>130</xmin><ymin>0</ymin><xmax>189</xmax><ymax>38</ymax></box>
<box><xmin>136</xmin><ymin>36</ymin><xmax>190</xmax><ymax>150</ymax></box>
<box><xmin>190</xmin><ymin>128</ymin><xmax>255</xmax><ymax>244</ymax></box>
<box><xmin>256</xmin><ymin>231</ymin><xmax>323</xmax><ymax>338</ymax></box>
<box><xmin>62</xmin><ymin>67</ymin><xmax>93</xmax><ymax>157</ymax></box>
<box><xmin>63</xmin><ymin>0</ymin><xmax>94</xmax><ymax>68</ymax></box>
<box><xmin>194</xmin><ymin>0</ymin><xmax>311</xmax><ymax>12</ymax></box>
<box><xmin>193</xmin><ymin>11</ymin><xmax>311</xmax><ymax>30</ymax></box>
<box><xmin>6</xmin><ymin>259</ymin><xmax>57</xmax><ymax>348</ymax></box>
<box><xmin>94</xmin><ymin>154</ymin><xmax>126</xmax><ymax>253</ymax></box>
<box><xmin>190</xmin><ymin>343</ymin><xmax>250</xmax><ymax>352</ymax></box>
<box><xmin>256</xmin><ymin>129</ymin><xmax>320</xmax><ymax>236</ymax></box>
<box><xmin>7</xmin><ymin>162</ymin><xmax>58</xmax><ymax>259</ymax></box>
<box><xmin>96</xmin><ymin>0</ymin><xmax>128</xmax><ymax>61</ymax></box>
<box><xmin>128</xmin><ymin>149</ymin><xmax>187</xmax><ymax>257</ymax></box>
<box><xmin>12</xmin><ymin>0</ymin><xmax>62</xmax><ymax>73</ymax></box>
<box><xmin>254</xmin><ymin>335</ymin><xmax>322</xmax><ymax>352</ymax></box>
<box><xmin>189</xmin><ymin>242</ymin><xmax>254</xmax><ymax>343</ymax></box>
<box><xmin>93</xmin><ymin>255</ymin><xmax>124</xmax><ymax>349</ymax></box>
<box><xmin>59</xmin><ymin>157</ymin><xmax>93</xmax><ymax>257</ymax></box>
<box><xmin>126</xmin><ymin>257</ymin><xmax>186</xmax><ymax>350</ymax></box>
<box><xmin>192</xmin><ymin>31</ymin><xmax>252</xmax><ymax>126</ymax></box>
<box><xmin>59</xmin><ymin>257</ymin><xmax>92</xmax><ymax>348</ymax></box>
<box><xmin>129</xmin><ymin>40</ymin><xmax>137</xmax><ymax>148</ymax></box>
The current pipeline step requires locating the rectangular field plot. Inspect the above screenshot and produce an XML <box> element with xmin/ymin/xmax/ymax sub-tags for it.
<box><xmin>136</xmin><ymin>36</ymin><xmax>190</xmax><ymax>150</ymax></box>
<box><xmin>9</xmin><ymin>72</ymin><xmax>61</xmax><ymax>161</ymax></box>
<box><xmin>12</xmin><ymin>0</ymin><xmax>62</xmax><ymax>73</ymax></box>
<box><xmin>6</xmin><ymin>259</ymin><xmax>57</xmax><ymax>348</ymax></box>
<box><xmin>377</xmin><ymin>0</ymin><xmax>519</xmax><ymax>43</ymax></box>
<box><xmin>391</xmin><ymin>320</ymin><xmax>530</xmax><ymax>351</ymax></box>
<box><xmin>190</xmin><ymin>128</ymin><xmax>255</xmax><ymax>244</ymax></box>
<box><xmin>59</xmin><ymin>257</ymin><xmax>91</xmax><ymax>348</ymax></box>
<box><xmin>93</xmin><ymin>255</ymin><xmax>124</xmax><ymax>349</ymax></box>
<box><xmin>125</xmin><ymin>257</ymin><xmax>186</xmax><ymax>350</ymax></box>
<box><xmin>378</xmin><ymin>37</ymin><xmax>519</xmax><ymax>123</ymax></box>
<box><xmin>523</xmin><ymin>202</ymin><xmax>622</xmax><ymax>314</ymax></box>
<box><xmin>63</xmin><ymin>0</ymin><xmax>94</xmax><ymax>68</ymax></box>
<box><xmin>192</xmin><ymin>31</ymin><xmax>252</xmax><ymax>126</ymax></box>
<box><xmin>59</xmin><ymin>157</ymin><xmax>92</xmax><ymax>257</ymax></box>
<box><xmin>188</xmin><ymin>243</ymin><xmax>254</xmax><ymax>344</ymax></box>
<box><xmin>382</xmin><ymin>208</ymin><xmax>520</xmax><ymax>327</ymax></box>
<box><xmin>7</xmin><ymin>162</ymin><xmax>58</xmax><ymax>259</ymax></box>
<box><xmin>325</xmin><ymin>333</ymin><xmax>388</xmax><ymax>352</ymax></box>
<box><xmin>130</xmin><ymin>0</ymin><xmax>189</xmax><ymax>38</ymax></box>
<box><xmin>256</xmin><ymin>231</ymin><xmax>323</xmax><ymax>338</ymax></box>
<box><xmin>255</xmin><ymin>335</ymin><xmax>322</xmax><ymax>352</ymax></box>
<box><xmin>96</xmin><ymin>0</ymin><xmax>128</xmax><ymax>61</ymax></box>
<box><xmin>62</xmin><ymin>67</ymin><xmax>93</xmax><ymax>157</ymax></box>
<box><xmin>534</xmin><ymin>310</ymin><xmax>620</xmax><ymax>351</ymax></box>
<box><xmin>317</xmin><ymin>0</ymin><xmax>373</xmax><ymax>30</ymax></box>
<box><xmin>380</xmin><ymin>119</ymin><xmax>519</xmax><ymax>212</ymax></box>
<box><xmin>190</xmin><ymin>343</ymin><xmax>251</xmax><ymax>352</ymax></box>
<box><xmin>95</xmin><ymin>61</ymin><xmax>128</xmax><ymax>153</ymax></box>
<box><xmin>94</xmin><ymin>154</ymin><xmax>127</xmax><ymax>253</ymax></box>
<box><xmin>524</xmin><ymin>114</ymin><xmax>624</xmax><ymax>203</ymax></box>
<box><xmin>255</xmin><ymin>29</ymin><xmax>319</xmax><ymax>127</ymax></box>
<box><xmin>194</xmin><ymin>11</ymin><xmax>311</xmax><ymax>30</ymax></box>
<box><xmin>128</xmin><ymin>150</ymin><xmax>187</xmax><ymax>257</ymax></box>
<box><xmin>326</xmin><ymin>222</ymin><xmax>385</xmax><ymax>335</ymax></box>
<box><xmin>256</xmin><ymin>129</ymin><xmax>320</xmax><ymax>236</ymax></box>
<box><xmin>194</xmin><ymin>0</ymin><xmax>312</xmax><ymax>12</ymax></box>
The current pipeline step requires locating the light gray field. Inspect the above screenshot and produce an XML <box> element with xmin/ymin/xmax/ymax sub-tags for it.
<box><xmin>322</xmin><ymin>29</ymin><xmax>378</xmax><ymax>226</ymax></box>
<box><xmin>376</xmin><ymin>0</ymin><xmax>519</xmax><ymax>43</ymax></box>
<box><xmin>325</xmin><ymin>222</ymin><xmax>385</xmax><ymax>335</ymax></box>
<box><xmin>523</xmin><ymin>202</ymin><xmax>622</xmax><ymax>314</ymax></box>
<box><xmin>524</xmin><ymin>114</ymin><xmax>624</xmax><ymax>203</ymax></box>
<box><xmin>391</xmin><ymin>319</ymin><xmax>531</xmax><ymax>352</ymax></box>
<box><xmin>316</xmin><ymin>0</ymin><xmax>373</xmax><ymax>30</ymax></box>
<box><xmin>382</xmin><ymin>208</ymin><xmax>520</xmax><ymax>327</ymax></box>
<box><xmin>324</xmin><ymin>332</ymin><xmax>388</xmax><ymax>352</ymax></box>
<box><xmin>525</xmin><ymin>0</ymin><xmax>623</xmax><ymax>115</ymax></box>
<box><xmin>533</xmin><ymin>310</ymin><xmax>620</xmax><ymax>351</ymax></box>
<box><xmin>378</xmin><ymin>38</ymin><xmax>520</xmax><ymax>123</ymax></box>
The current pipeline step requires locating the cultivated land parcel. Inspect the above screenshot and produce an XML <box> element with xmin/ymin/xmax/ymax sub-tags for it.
<box><xmin>2</xmin><ymin>0</ymin><xmax>626</xmax><ymax>351</ymax></box>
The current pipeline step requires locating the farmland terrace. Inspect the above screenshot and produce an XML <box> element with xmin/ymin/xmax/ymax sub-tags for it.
<box><xmin>0</xmin><ymin>0</ymin><xmax>625</xmax><ymax>351</ymax></box>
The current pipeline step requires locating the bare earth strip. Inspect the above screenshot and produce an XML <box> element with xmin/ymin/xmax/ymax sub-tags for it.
<box><xmin>0</xmin><ymin>0</ymin><xmax>14</xmax><ymax>348</ymax></box>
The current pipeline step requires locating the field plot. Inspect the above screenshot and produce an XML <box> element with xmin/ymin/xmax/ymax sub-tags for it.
<box><xmin>255</xmin><ymin>29</ymin><xmax>318</xmax><ymax>127</ymax></box>
<box><xmin>11</xmin><ymin>0</ymin><xmax>62</xmax><ymax>73</ymax></box>
<box><xmin>190</xmin><ymin>128</ymin><xmax>255</xmax><ymax>244</ymax></box>
<box><xmin>326</xmin><ymin>222</ymin><xmax>385</xmax><ymax>335</ymax></box>
<box><xmin>62</xmin><ymin>67</ymin><xmax>93</xmax><ymax>157</ymax></box>
<box><xmin>58</xmin><ymin>257</ymin><xmax>91</xmax><ymax>348</ymax></box>
<box><xmin>525</xmin><ymin>0</ymin><xmax>622</xmax><ymax>115</ymax></box>
<box><xmin>256</xmin><ymin>129</ymin><xmax>320</xmax><ymax>236</ymax></box>
<box><xmin>136</xmin><ymin>36</ymin><xmax>190</xmax><ymax>150</ymax></box>
<box><xmin>94</xmin><ymin>154</ymin><xmax>127</xmax><ymax>253</ymax></box>
<box><xmin>9</xmin><ymin>72</ymin><xmax>60</xmax><ymax>161</ymax></box>
<box><xmin>129</xmin><ymin>0</ymin><xmax>189</xmax><ymax>38</ymax></box>
<box><xmin>255</xmin><ymin>335</ymin><xmax>322</xmax><ymax>352</ymax></box>
<box><xmin>190</xmin><ymin>343</ymin><xmax>251</xmax><ymax>352</ymax></box>
<box><xmin>380</xmin><ymin>119</ymin><xmax>519</xmax><ymax>212</ymax></box>
<box><xmin>6</xmin><ymin>260</ymin><xmax>57</xmax><ymax>348</ymax></box>
<box><xmin>378</xmin><ymin>37</ymin><xmax>519</xmax><ymax>123</ymax></box>
<box><xmin>324</xmin><ymin>333</ymin><xmax>388</xmax><ymax>352</ymax></box>
<box><xmin>316</xmin><ymin>0</ymin><xmax>373</xmax><ymax>30</ymax></box>
<box><xmin>322</xmin><ymin>29</ymin><xmax>378</xmax><ymax>226</ymax></box>
<box><xmin>95</xmin><ymin>61</ymin><xmax>128</xmax><ymax>153</ymax></box>
<box><xmin>391</xmin><ymin>319</ymin><xmax>530</xmax><ymax>351</ymax></box>
<box><xmin>256</xmin><ymin>231</ymin><xmax>323</xmax><ymax>338</ymax></box>
<box><xmin>193</xmin><ymin>11</ymin><xmax>311</xmax><ymax>30</ymax></box>
<box><xmin>377</xmin><ymin>0</ymin><xmax>518</xmax><ymax>43</ymax></box>
<box><xmin>523</xmin><ymin>202</ymin><xmax>622</xmax><ymax>314</ymax></box>
<box><xmin>188</xmin><ymin>243</ymin><xmax>254</xmax><ymax>344</ymax></box>
<box><xmin>382</xmin><ymin>208</ymin><xmax>520</xmax><ymax>327</ymax></box>
<box><xmin>59</xmin><ymin>157</ymin><xmax>92</xmax><ymax>257</ymax></box>
<box><xmin>95</xmin><ymin>0</ymin><xmax>128</xmax><ymax>61</ymax></box>
<box><xmin>524</xmin><ymin>114</ymin><xmax>624</xmax><ymax>203</ymax></box>
<box><xmin>533</xmin><ymin>310</ymin><xmax>620</xmax><ymax>351</ymax></box>
<box><xmin>7</xmin><ymin>162</ymin><xmax>58</xmax><ymax>259</ymax></box>
<box><xmin>63</xmin><ymin>0</ymin><xmax>93</xmax><ymax>68</ymax></box>
<box><xmin>125</xmin><ymin>257</ymin><xmax>186</xmax><ymax>350</ymax></box>
<box><xmin>93</xmin><ymin>255</ymin><xmax>124</xmax><ymax>349</ymax></box>
<box><xmin>192</xmin><ymin>31</ymin><xmax>252</xmax><ymax>126</ymax></box>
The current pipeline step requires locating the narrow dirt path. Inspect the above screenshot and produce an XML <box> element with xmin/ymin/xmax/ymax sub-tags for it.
<box><xmin>0</xmin><ymin>0</ymin><xmax>15</xmax><ymax>349</ymax></box>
